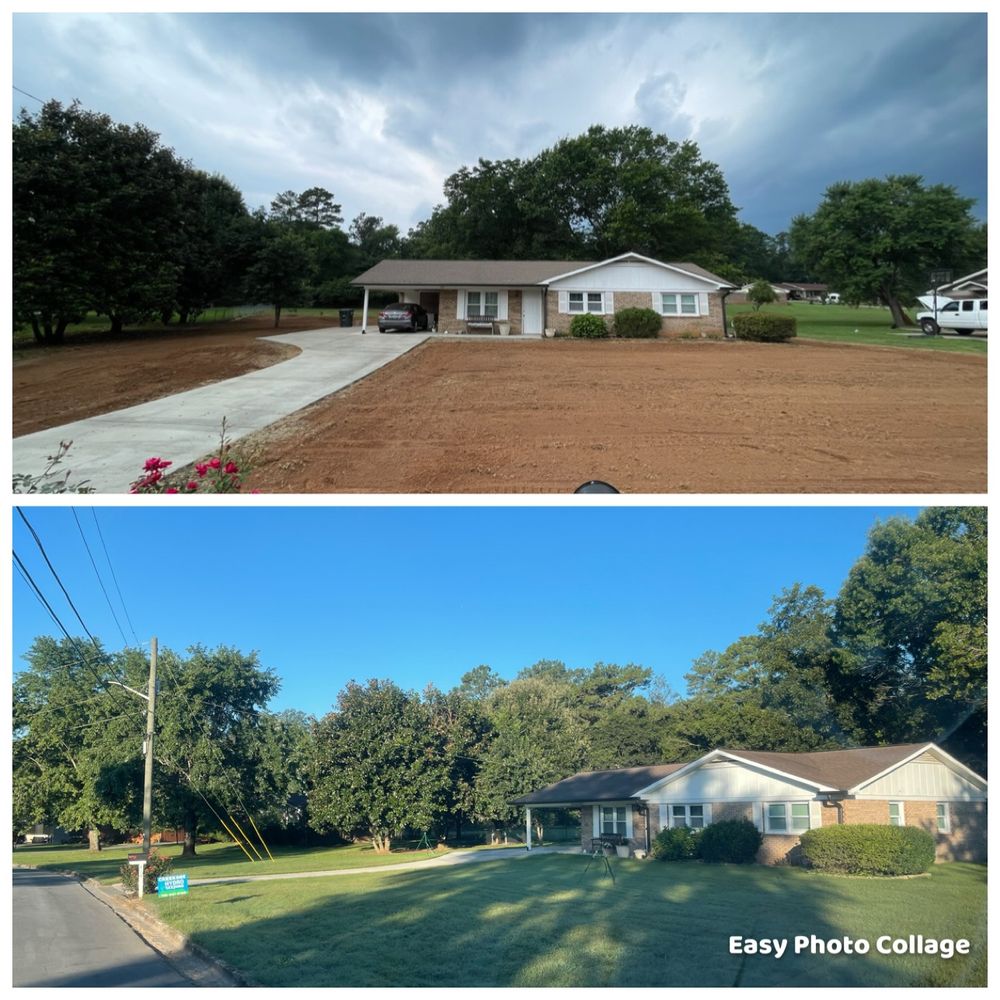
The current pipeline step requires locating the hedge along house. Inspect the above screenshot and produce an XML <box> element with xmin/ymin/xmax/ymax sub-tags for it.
<box><xmin>352</xmin><ymin>252</ymin><xmax>735</xmax><ymax>338</ymax></box>
<box><xmin>511</xmin><ymin>743</ymin><xmax>986</xmax><ymax>865</ymax></box>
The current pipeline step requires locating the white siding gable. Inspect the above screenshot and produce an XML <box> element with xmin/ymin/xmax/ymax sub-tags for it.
<box><xmin>642</xmin><ymin>759</ymin><xmax>819</xmax><ymax>804</ymax></box>
<box><xmin>856</xmin><ymin>752</ymin><xmax>986</xmax><ymax>801</ymax></box>
<box><xmin>549</xmin><ymin>260</ymin><xmax>719</xmax><ymax>293</ymax></box>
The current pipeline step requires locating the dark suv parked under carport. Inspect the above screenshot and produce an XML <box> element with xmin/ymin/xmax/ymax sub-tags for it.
<box><xmin>378</xmin><ymin>302</ymin><xmax>430</xmax><ymax>332</ymax></box>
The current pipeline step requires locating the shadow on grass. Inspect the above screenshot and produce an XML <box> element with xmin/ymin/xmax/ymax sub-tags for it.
<box><xmin>153</xmin><ymin>856</ymin><xmax>986</xmax><ymax>988</ymax></box>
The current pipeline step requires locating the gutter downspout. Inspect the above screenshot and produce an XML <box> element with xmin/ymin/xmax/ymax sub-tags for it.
<box><xmin>542</xmin><ymin>284</ymin><xmax>548</xmax><ymax>337</ymax></box>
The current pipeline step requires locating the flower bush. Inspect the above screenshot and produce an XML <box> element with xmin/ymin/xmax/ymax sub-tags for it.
<box><xmin>130</xmin><ymin>419</ymin><xmax>252</xmax><ymax>493</ymax></box>
<box><xmin>119</xmin><ymin>847</ymin><xmax>173</xmax><ymax>897</ymax></box>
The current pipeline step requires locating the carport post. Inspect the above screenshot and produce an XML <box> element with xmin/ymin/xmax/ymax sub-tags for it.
<box><xmin>526</xmin><ymin>807</ymin><xmax>532</xmax><ymax>851</ymax></box>
<box><xmin>361</xmin><ymin>286</ymin><xmax>369</xmax><ymax>334</ymax></box>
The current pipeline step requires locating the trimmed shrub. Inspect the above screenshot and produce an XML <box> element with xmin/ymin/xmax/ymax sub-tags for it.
<box><xmin>732</xmin><ymin>312</ymin><xmax>796</xmax><ymax>342</ymax></box>
<box><xmin>613</xmin><ymin>307</ymin><xmax>661</xmax><ymax>339</ymax></box>
<box><xmin>569</xmin><ymin>313</ymin><xmax>609</xmax><ymax>339</ymax></box>
<box><xmin>798</xmin><ymin>824</ymin><xmax>936</xmax><ymax>876</ymax></box>
<box><xmin>119</xmin><ymin>848</ymin><xmax>173</xmax><ymax>896</ymax></box>
<box><xmin>652</xmin><ymin>825</ymin><xmax>700</xmax><ymax>861</ymax></box>
<box><xmin>696</xmin><ymin>819</ymin><xmax>762</xmax><ymax>864</ymax></box>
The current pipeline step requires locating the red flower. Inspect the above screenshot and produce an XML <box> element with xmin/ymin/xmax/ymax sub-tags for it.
<box><xmin>209</xmin><ymin>457</ymin><xmax>222</xmax><ymax>470</ymax></box>
<box><xmin>195</xmin><ymin>463</ymin><xmax>208</xmax><ymax>477</ymax></box>
<box><xmin>144</xmin><ymin>457</ymin><xmax>171</xmax><ymax>472</ymax></box>
<box><xmin>165</xmin><ymin>488</ymin><xmax>179</xmax><ymax>494</ymax></box>
<box><xmin>186</xmin><ymin>481</ymin><xmax>199</xmax><ymax>491</ymax></box>
<box><xmin>224</xmin><ymin>461</ymin><xmax>239</xmax><ymax>475</ymax></box>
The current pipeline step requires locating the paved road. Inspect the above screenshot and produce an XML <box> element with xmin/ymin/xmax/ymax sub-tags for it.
<box><xmin>12</xmin><ymin>327</ymin><xmax>428</xmax><ymax>493</ymax></box>
<box><xmin>12</xmin><ymin>869</ymin><xmax>190</xmax><ymax>987</ymax></box>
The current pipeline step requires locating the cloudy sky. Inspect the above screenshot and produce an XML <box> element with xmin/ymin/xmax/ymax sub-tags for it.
<box><xmin>11</xmin><ymin>10</ymin><xmax>987</xmax><ymax>237</ymax></box>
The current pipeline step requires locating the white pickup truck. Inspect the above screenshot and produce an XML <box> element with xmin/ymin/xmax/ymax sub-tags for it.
<box><xmin>916</xmin><ymin>297</ymin><xmax>988</xmax><ymax>335</ymax></box>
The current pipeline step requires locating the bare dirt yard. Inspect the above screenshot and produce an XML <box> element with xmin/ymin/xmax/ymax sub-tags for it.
<box><xmin>12</xmin><ymin>314</ymin><xmax>339</xmax><ymax>437</ymax></box>
<box><xmin>234</xmin><ymin>339</ymin><xmax>986</xmax><ymax>493</ymax></box>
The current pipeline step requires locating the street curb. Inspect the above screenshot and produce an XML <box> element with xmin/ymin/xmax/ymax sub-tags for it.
<box><xmin>14</xmin><ymin>864</ymin><xmax>254</xmax><ymax>987</ymax></box>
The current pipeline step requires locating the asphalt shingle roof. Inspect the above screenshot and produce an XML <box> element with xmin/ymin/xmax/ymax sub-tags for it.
<box><xmin>510</xmin><ymin>744</ymin><xmax>939</xmax><ymax>805</ymax></box>
<box><xmin>352</xmin><ymin>257</ymin><xmax>734</xmax><ymax>288</ymax></box>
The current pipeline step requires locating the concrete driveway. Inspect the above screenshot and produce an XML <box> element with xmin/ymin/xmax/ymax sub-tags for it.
<box><xmin>12</xmin><ymin>327</ymin><xmax>428</xmax><ymax>494</ymax></box>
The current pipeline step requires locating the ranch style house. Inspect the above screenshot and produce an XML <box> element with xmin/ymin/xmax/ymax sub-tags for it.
<box><xmin>512</xmin><ymin>742</ymin><xmax>987</xmax><ymax>865</ymax></box>
<box><xmin>353</xmin><ymin>252</ymin><xmax>735</xmax><ymax>338</ymax></box>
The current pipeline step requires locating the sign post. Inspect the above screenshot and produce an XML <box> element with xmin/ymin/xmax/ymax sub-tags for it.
<box><xmin>127</xmin><ymin>852</ymin><xmax>148</xmax><ymax>899</ymax></box>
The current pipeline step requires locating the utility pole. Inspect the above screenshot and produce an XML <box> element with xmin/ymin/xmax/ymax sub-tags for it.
<box><xmin>142</xmin><ymin>638</ymin><xmax>157</xmax><ymax>855</ymax></box>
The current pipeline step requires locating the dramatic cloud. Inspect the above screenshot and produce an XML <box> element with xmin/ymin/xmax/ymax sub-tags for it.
<box><xmin>12</xmin><ymin>12</ymin><xmax>986</xmax><ymax>235</ymax></box>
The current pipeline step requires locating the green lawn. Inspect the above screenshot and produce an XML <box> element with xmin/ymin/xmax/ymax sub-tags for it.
<box><xmin>12</xmin><ymin>839</ymin><xmax>449</xmax><ymax>884</ymax></box>
<box><xmin>148</xmin><ymin>856</ymin><xmax>986</xmax><ymax>987</ymax></box>
<box><xmin>729</xmin><ymin>302</ymin><xmax>987</xmax><ymax>354</ymax></box>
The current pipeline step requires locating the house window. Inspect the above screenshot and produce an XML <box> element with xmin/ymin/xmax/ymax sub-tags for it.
<box><xmin>568</xmin><ymin>291</ymin><xmax>604</xmax><ymax>314</ymax></box>
<box><xmin>466</xmin><ymin>290</ymin><xmax>499</xmax><ymax>318</ymax></box>
<box><xmin>888</xmin><ymin>802</ymin><xmax>904</xmax><ymax>826</ymax></box>
<box><xmin>766</xmin><ymin>802</ymin><xmax>811</xmax><ymax>834</ymax></box>
<box><xmin>671</xmin><ymin>804</ymin><xmax>705</xmax><ymax>829</ymax></box>
<box><xmin>936</xmin><ymin>803</ymin><xmax>951</xmax><ymax>833</ymax></box>
<box><xmin>661</xmin><ymin>293</ymin><xmax>698</xmax><ymax>316</ymax></box>
<box><xmin>601</xmin><ymin>806</ymin><xmax>627</xmax><ymax>836</ymax></box>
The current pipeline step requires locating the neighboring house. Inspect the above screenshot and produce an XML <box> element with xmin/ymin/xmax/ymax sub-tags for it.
<box><xmin>22</xmin><ymin>824</ymin><xmax>74</xmax><ymax>845</ymax></box>
<box><xmin>728</xmin><ymin>282</ymin><xmax>790</xmax><ymax>305</ymax></box>
<box><xmin>916</xmin><ymin>268</ymin><xmax>989</xmax><ymax>310</ymax></box>
<box><xmin>512</xmin><ymin>743</ymin><xmax>986</xmax><ymax>865</ymax></box>
<box><xmin>352</xmin><ymin>252</ymin><xmax>735</xmax><ymax>338</ymax></box>
<box><xmin>777</xmin><ymin>282</ymin><xmax>829</xmax><ymax>302</ymax></box>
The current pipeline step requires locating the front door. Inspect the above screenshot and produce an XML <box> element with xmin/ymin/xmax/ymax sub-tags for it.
<box><xmin>521</xmin><ymin>288</ymin><xmax>543</xmax><ymax>335</ymax></box>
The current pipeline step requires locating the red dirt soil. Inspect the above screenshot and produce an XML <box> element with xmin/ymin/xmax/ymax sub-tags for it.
<box><xmin>12</xmin><ymin>314</ymin><xmax>340</xmax><ymax>437</ymax></box>
<box><xmin>235</xmin><ymin>339</ymin><xmax>986</xmax><ymax>494</ymax></box>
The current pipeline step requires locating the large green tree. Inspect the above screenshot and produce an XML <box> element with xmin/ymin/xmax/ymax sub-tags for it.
<box><xmin>309</xmin><ymin>680</ymin><xmax>451</xmax><ymax>853</ymax></box>
<box><xmin>789</xmin><ymin>175</ymin><xmax>981</xmax><ymax>327</ymax></box>
<box><xmin>831</xmin><ymin>508</ymin><xmax>986</xmax><ymax>771</ymax></box>
<box><xmin>13</xmin><ymin>636</ymin><xmax>136</xmax><ymax>850</ymax></box>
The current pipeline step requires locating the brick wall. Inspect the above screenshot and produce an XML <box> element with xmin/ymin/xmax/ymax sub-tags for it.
<box><xmin>712</xmin><ymin>802</ymin><xmax>752</xmax><ymax>824</ymax></box>
<box><xmin>941</xmin><ymin>802</ymin><xmax>987</xmax><ymax>862</ymax></box>
<box><xmin>544</xmin><ymin>290</ymin><xmax>726</xmax><ymax>338</ymax></box>
<box><xmin>506</xmin><ymin>289</ymin><xmax>523</xmax><ymax>334</ymax></box>
<box><xmin>437</xmin><ymin>290</ymin><xmax>459</xmax><ymax>332</ymax></box>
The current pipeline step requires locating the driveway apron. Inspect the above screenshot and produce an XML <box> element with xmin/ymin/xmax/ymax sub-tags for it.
<box><xmin>12</xmin><ymin>328</ymin><xmax>428</xmax><ymax>493</ymax></box>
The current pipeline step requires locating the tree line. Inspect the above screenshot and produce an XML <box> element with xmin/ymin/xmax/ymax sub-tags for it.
<box><xmin>15</xmin><ymin>100</ymin><xmax>985</xmax><ymax>344</ymax></box>
<box><xmin>13</xmin><ymin>508</ymin><xmax>984</xmax><ymax>853</ymax></box>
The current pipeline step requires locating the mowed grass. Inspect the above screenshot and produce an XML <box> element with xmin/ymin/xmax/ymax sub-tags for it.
<box><xmin>729</xmin><ymin>302</ymin><xmax>987</xmax><ymax>354</ymax></box>
<box><xmin>149</xmin><ymin>856</ymin><xmax>985</xmax><ymax>987</ymax></box>
<box><xmin>12</xmin><ymin>840</ymin><xmax>449</xmax><ymax>885</ymax></box>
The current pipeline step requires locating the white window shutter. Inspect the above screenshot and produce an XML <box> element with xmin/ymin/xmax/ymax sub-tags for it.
<box><xmin>752</xmin><ymin>802</ymin><xmax>763</xmax><ymax>831</ymax></box>
<box><xmin>558</xmin><ymin>290</ymin><xmax>569</xmax><ymax>313</ymax></box>
<box><xmin>703</xmin><ymin>803</ymin><xmax>713</xmax><ymax>825</ymax></box>
<box><xmin>651</xmin><ymin>291</ymin><xmax>658</xmax><ymax>311</ymax></box>
<box><xmin>604</xmin><ymin>291</ymin><xmax>614</xmax><ymax>314</ymax></box>
<box><xmin>809</xmin><ymin>801</ymin><xmax>822</xmax><ymax>829</ymax></box>
<box><xmin>625</xmin><ymin>806</ymin><xmax>633</xmax><ymax>839</ymax></box>
<box><xmin>593</xmin><ymin>807</ymin><xmax>601</xmax><ymax>838</ymax></box>
<box><xmin>659</xmin><ymin>803</ymin><xmax>668</xmax><ymax>830</ymax></box>
<box><xmin>700</xmin><ymin>293</ymin><xmax>709</xmax><ymax>315</ymax></box>
<box><xmin>499</xmin><ymin>289</ymin><xmax>508</xmax><ymax>320</ymax></box>
<box><xmin>457</xmin><ymin>290</ymin><xmax>466</xmax><ymax>321</ymax></box>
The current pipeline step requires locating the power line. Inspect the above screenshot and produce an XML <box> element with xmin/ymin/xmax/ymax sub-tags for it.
<box><xmin>72</xmin><ymin>509</ymin><xmax>130</xmax><ymax>649</ymax></box>
<box><xmin>13</xmin><ymin>85</ymin><xmax>45</xmax><ymax>104</ymax></box>
<box><xmin>91</xmin><ymin>510</ymin><xmax>141</xmax><ymax>647</ymax></box>
<box><xmin>13</xmin><ymin>549</ymin><xmax>134</xmax><ymax>717</ymax></box>
<box><xmin>16</xmin><ymin>508</ymin><xmax>104</xmax><ymax>654</ymax></box>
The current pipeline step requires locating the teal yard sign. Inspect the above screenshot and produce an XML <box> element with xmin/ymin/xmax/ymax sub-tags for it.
<box><xmin>157</xmin><ymin>873</ymin><xmax>189</xmax><ymax>897</ymax></box>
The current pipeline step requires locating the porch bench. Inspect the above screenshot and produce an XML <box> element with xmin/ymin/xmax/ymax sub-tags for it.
<box><xmin>465</xmin><ymin>315</ymin><xmax>498</xmax><ymax>334</ymax></box>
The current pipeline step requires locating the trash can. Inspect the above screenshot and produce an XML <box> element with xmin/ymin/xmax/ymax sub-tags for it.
<box><xmin>339</xmin><ymin>308</ymin><xmax>355</xmax><ymax>328</ymax></box>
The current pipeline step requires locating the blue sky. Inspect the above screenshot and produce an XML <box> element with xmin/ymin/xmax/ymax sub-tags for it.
<box><xmin>10</xmin><ymin>11</ymin><xmax>987</xmax><ymax>236</ymax></box>
<box><xmin>12</xmin><ymin>506</ymin><xmax>923</xmax><ymax>718</ymax></box>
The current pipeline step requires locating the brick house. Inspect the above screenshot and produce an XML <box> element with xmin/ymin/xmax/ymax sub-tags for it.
<box><xmin>512</xmin><ymin>743</ymin><xmax>986</xmax><ymax>865</ymax></box>
<box><xmin>352</xmin><ymin>252</ymin><xmax>735</xmax><ymax>338</ymax></box>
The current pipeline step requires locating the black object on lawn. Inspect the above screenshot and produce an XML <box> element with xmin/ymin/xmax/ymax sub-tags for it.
<box><xmin>574</xmin><ymin>480</ymin><xmax>619</xmax><ymax>494</ymax></box>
